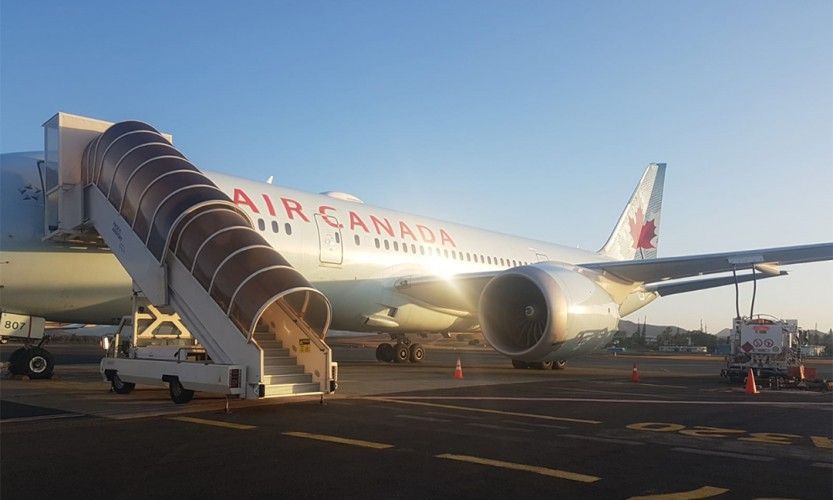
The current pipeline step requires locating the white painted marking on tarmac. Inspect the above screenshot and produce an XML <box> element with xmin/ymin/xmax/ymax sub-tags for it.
<box><xmin>436</xmin><ymin>453</ymin><xmax>601</xmax><ymax>483</ymax></box>
<box><xmin>811</xmin><ymin>462</ymin><xmax>833</xmax><ymax>469</ymax></box>
<box><xmin>561</xmin><ymin>434</ymin><xmax>644</xmax><ymax>446</ymax></box>
<box><xmin>671</xmin><ymin>447</ymin><xmax>774</xmax><ymax>462</ymax></box>
<box><xmin>468</xmin><ymin>422</ymin><xmax>533</xmax><ymax>433</ymax></box>
<box><xmin>283</xmin><ymin>431</ymin><xmax>393</xmax><ymax>449</ymax></box>
<box><xmin>628</xmin><ymin>485</ymin><xmax>729</xmax><ymax>499</ymax></box>
<box><xmin>381</xmin><ymin>396</ymin><xmax>831</xmax><ymax>407</ymax></box>
<box><xmin>169</xmin><ymin>416</ymin><xmax>256</xmax><ymax>430</ymax></box>
<box><xmin>597</xmin><ymin>381</ymin><xmax>688</xmax><ymax>389</ymax></box>
<box><xmin>502</xmin><ymin>420</ymin><xmax>569</xmax><ymax>430</ymax></box>
<box><xmin>396</xmin><ymin>414</ymin><xmax>450</xmax><ymax>422</ymax></box>
<box><xmin>0</xmin><ymin>413</ymin><xmax>86</xmax><ymax>423</ymax></box>
<box><xmin>368</xmin><ymin>398</ymin><xmax>601</xmax><ymax>424</ymax></box>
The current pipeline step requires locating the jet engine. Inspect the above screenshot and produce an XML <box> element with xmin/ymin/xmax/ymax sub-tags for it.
<box><xmin>478</xmin><ymin>263</ymin><xmax>619</xmax><ymax>362</ymax></box>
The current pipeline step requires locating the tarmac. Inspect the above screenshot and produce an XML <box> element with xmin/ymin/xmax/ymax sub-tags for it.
<box><xmin>1</xmin><ymin>342</ymin><xmax>832</xmax><ymax>499</ymax></box>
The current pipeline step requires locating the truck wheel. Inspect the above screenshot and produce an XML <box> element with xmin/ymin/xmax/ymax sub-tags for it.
<box><xmin>168</xmin><ymin>379</ymin><xmax>194</xmax><ymax>404</ymax></box>
<box><xmin>111</xmin><ymin>374</ymin><xmax>135</xmax><ymax>394</ymax></box>
<box><xmin>24</xmin><ymin>347</ymin><xmax>54</xmax><ymax>379</ymax></box>
<box><xmin>553</xmin><ymin>360</ymin><xmax>567</xmax><ymax>370</ymax></box>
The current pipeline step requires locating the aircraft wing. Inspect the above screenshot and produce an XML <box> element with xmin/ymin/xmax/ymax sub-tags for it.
<box><xmin>579</xmin><ymin>242</ymin><xmax>833</xmax><ymax>284</ymax></box>
<box><xmin>393</xmin><ymin>243</ymin><xmax>832</xmax><ymax>312</ymax></box>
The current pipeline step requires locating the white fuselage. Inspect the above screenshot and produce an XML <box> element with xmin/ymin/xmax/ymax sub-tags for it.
<box><xmin>0</xmin><ymin>152</ymin><xmax>612</xmax><ymax>333</ymax></box>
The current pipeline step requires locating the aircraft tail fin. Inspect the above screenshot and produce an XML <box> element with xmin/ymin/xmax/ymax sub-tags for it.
<box><xmin>598</xmin><ymin>163</ymin><xmax>666</xmax><ymax>261</ymax></box>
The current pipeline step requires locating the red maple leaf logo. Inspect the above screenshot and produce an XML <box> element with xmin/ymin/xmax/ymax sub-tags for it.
<box><xmin>628</xmin><ymin>207</ymin><xmax>657</xmax><ymax>249</ymax></box>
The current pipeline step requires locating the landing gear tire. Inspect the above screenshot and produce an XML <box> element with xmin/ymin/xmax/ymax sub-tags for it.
<box><xmin>393</xmin><ymin>343</ymin><xmax>410</xmax><ymax>363</ymax></box>
<box><xmin>512</xmin><ymin>359</ymin><xmax>529</xmax><ymax>369</ymax></box>
<box><xmin>111</xmin><ymin>374</ymin><xmax>135</xmax><ymax>394</ymax></box>
<box><xmin>376</xmin><ymin>343</ymin><xmax>395</xmax><ymax>363</ymax></box>
<box><xmin>9</xmin><ymin>346</ymin><xmax>54</xmax><ymax>379</ymax></box>
<box><xmin>168</xmin><ymin>379</ymin><xmax>194</xmax><ymax>404</ymax></box>
<box><xmin>528</xmin><ymin>361</ymin><xmax>553</xmax><ymax>370</ymax></box>
<box><xmin>409</xmin><ymin>343</ymin><xmax>425</xmax><ymax>363</ymax></box>
<box><xmin>553</xmin><ymin>360</ymin><xmax>567</xmax><ymax>370</ymax></box>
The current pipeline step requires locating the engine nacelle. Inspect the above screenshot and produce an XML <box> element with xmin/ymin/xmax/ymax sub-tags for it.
<box><xmin>478</xmin><ymin>263</ymin><xmax>619</xmax><ymax>362</ymax></box>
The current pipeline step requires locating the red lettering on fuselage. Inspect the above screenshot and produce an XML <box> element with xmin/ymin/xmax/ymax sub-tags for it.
<box><xmin>230</xmin><ymin>188</ymin><xmax>457</xmax><ymax>246</ymax></box>
<box><xmin>416</xmin><ymin>224</ymin><xmax>435</xmax><ymax>243</ymax></box>
<box><xmin>440</xmin><ymin>228</ymin><xmax>456</xmax><ymax>247</ymax></box>
<box><xmin>318</xmin><ymin>205</ymin><xmax>343</xmax><ymax>228</ymax></box>
<box><xmin>370</xmin><ymin>215</ymin><xmax>394</xmax><ymax>237</ymax></box>
<box><xmin>262</xmin><ymin>194</ymin><xmax>277</xmax><ymax>216</ymax></box>
<box><xmin>233</xmin><ymin>188</ymin><xmax>259</xmax><ymax>214</ymax></box>
<box><xmin>348</xmin><ymin>211</ymin><xmax>369</xmax><ymax>233</ymax></box>
<box><xmin>281</xmin><ymin>197</ymin><xmax>310</xmax><ymax>222</ymax></box>
<box><xmin>399</xmin><ymin>221</ymin><xmax>416</xmax><ymax>240</ymax></box>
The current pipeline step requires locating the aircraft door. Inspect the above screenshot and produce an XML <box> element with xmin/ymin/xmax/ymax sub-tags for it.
<box><xmin>314</xmin><ymin>213</ymin><xmax>343</xmax><ymax>265</ymax></box>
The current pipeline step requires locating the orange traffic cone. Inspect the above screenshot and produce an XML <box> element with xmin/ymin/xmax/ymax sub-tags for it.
<box><xmin>745</xmin><ymin>368</ymin><xmax>759</xmax><ymax>395</ymax></box>
<box><xmin>454</xmin><ymin>357</ymin><xmax>464</xmax><ymax>379</ymax></box>
<box><xmin>631</xmin><ymin>362</ymin><xmax>639</xmax><ymax>383</ymax></box>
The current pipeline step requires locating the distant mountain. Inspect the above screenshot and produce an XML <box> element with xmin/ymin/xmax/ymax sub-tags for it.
<box><xmin>617</xmin><ymin>320</ymin><xmax>692</xmax><ymax>339</ymax></box>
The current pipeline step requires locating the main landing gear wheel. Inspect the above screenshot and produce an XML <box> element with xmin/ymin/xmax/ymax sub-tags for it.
<box><xmin>8</xmin><ymin>346</ymin><xmax>55</xmax><ymax>379</ymax></box>
<box><xmin>528</xmin><ymin>361</ymin><xmax>554</xmax><ymax>370</ymax></box>
<box><xmin>111</xmin><ymin>374</ymin><xmax>135</xmax><ymax>394</ymax></box>
<box><xmin>409</xmin><ymin>343</ymin><xmax>425</xmax><ymax>363</ymax></box>
<box><xmin>168</xmin><ymin>379</ymin><xmax>195</xmax><ymax>404</ymax></box>
<box><xmin>375</xmin><ymin>343</ymin><xmax>395</xmax><ymax>362</ymax></box>
<box><xmin>553</xmin><ymin>360</ymin><xmax>567</xmax><ymax>370</ymax></box>
<box><xmin>393</xmin><ymin>343</ymin><xmax>410</xmax><ymax>363</ymax></box>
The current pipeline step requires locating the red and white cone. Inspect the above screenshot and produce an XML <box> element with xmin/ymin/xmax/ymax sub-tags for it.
<box><xmin>631</xmin><ymin>362</ymin><xmax>640</xmax><ymax>383</ymax></box>
<box><xmin>454</xmin><ymin>357</ymin><xmax>464</xmax><ymax>380</ymax></box>
<box><xmin>745</xmin><ymin>368</ymin><xmax>759</xmax><ymax>395</ymax></box>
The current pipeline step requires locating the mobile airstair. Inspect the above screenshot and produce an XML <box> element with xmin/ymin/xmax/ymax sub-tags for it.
<box><xmin>41</xmin><ymin>113</ymin><xmax>336</xmax><ymax>403</ymax></box>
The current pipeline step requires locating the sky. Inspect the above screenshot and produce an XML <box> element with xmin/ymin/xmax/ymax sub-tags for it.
<box><xmin>2</xmin><ymin>1</ymin><xmax>831</xmax><ymax>332</ymax></box>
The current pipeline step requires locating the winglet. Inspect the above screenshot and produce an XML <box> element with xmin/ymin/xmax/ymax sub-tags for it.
<box><xmin>599</xmin><ymin>163</ymin><xmax>666</xmax><ymax>260</ymax></box>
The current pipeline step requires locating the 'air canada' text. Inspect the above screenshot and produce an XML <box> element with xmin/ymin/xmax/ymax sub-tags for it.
<box><xmin>232</xmin><ymin>188</ymin><xmax>457</xmax><ymax>247</ymax></box>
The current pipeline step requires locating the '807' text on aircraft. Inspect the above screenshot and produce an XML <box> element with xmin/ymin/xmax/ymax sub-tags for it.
<box><xmin>1</xmin><ymin>113</ymin><xmax>831</xmax><ymax>381</ymax></box>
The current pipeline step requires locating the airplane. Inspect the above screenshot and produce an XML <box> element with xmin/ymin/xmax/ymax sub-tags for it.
<box><xmin>1</xmin><ymin>114</ymin><xmax>831</xmax><ymax>380</ymax></box>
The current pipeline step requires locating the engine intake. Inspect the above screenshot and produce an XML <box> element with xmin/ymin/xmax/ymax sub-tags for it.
<box><xmin>478</xmin><ymin>263</ymin><xmax>619</xmax><ymax>361</ymax></box>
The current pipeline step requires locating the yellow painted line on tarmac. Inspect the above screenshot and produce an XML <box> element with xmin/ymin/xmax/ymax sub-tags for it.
<box><xmin>368</xmin><ymin>397</ymin><xmax>601</xmax><ymax>424</ymax></box>
<box><xmin>436</xmin><ymin>453</ymin><xmax>600</xmax><ymax>483</ymax></box>
<box><xmin>283</xmin><ymin>431</ymin><xmax>393</xmax><ymax>449</ymax></box>
<box><xmin>168</xmin><ymin>416</ymin><xmax>256</xmax><ymax>430</ymax></box>
<box><xmin>628</xmin><ymin>486</ymin><xmax>729</xmax><ymax>499</ymax></box>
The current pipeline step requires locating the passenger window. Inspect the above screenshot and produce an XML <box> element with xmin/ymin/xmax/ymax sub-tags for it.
<box><xmin>487</xmin><ymin>256</ymin><xmax>492</xmax><ymax>264</ymax></box>
<box><xmin>411</xmin><ymin>244</ymin><xmax>416</xmax><ymax>254</ymax></box>
<box><xmin>403</xmin><ymin>243</ymin><xmax>408</xmax><ymax>253</ymax></box>
<box><xmin>420</xmin><ymin>246</ymin><xmax>425</xmax><ymax>255</ymax></box>
<box><xmin>393</xmin><ymin>241</ymin><xmax>399</xmax><ymax>251</ymax></box>
<box><xmin>466</xmin><ymin>253</ymin><xmax>471</xmax><ymax>261</ymax></box>
<box><xmin>452</xmin><ymin>250</ymin><xmax>456</xmax><ymax>259</ymax></box>
<box><xmin>335</xmin><ymin>233</ymin><xmax>341</xmax><ymax>244</ymax></box>
<box><xmin>257</xmin><ymin>219</ymin><xmax>265</xmax><ymax>231</ymax></box>
<box><xmin>284</xmin><ymin>223</ymin><xmax>292</xmax><ymax>235</ymax></box>
<box><xmin>271</xmin><ymin>221</ymin><xmax>279</xmax><ymax>233</ymax></box>
<box><xmin>355</xmin><ymin>235</ymin><xmax>361</xmax><ymax>246</ymax></box>
<box><xmin>444</xmin><ymin>249</ymin><xmax>449</xmax><ymax>258</ymax></box>
<box><xmin>384</xmin><ymin>240</ymin><xmax>390</xmax><ymax>250</ymax></box>
<box><xmin>500</xmin><ymin>258</ymin><xmax>505</xmax><ymax>266</ymax></box>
